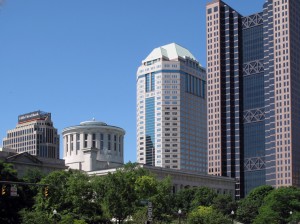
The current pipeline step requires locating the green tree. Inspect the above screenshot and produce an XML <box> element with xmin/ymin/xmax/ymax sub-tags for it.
<box><xmin>135</xmin><ymin>175</ymin><xmax>158</xmax><ymax>199</ymax></box>
<box><xmin>21</xmin><ymin>169</ymin><xmax>103</xmax><ymax>224</ymax></box>
<box><xmin>0</xmin><ymin>160</ymin><xmax>17</xmax><ymax>178</ymax></box>
<box><xmin>19</xmin><ymin>209</ymin><xmax>51</xmax><ymax>224</ymax></box>
<box><xmin>21</xmin><ymin>168</ymin><xmax>46</xmax><ymax>208</ymax></box>
<box><xmin>254</xmin><ymin>187</ymin><xmax>300</xmax><ymax>224</ymax></box>
<box><xmin>102</xmin><ymin>163</ymin><xmax>149</xmax><ymax>223</ymax></box>
<box><xmin>102</xmin><ymin>163</ymin><xmax>173</xmax><ymax>223</ymax></box>
<box><xmin>131</xmin><ymin>207</ymin><xmax>148</xmax><ymax>224</ymax></box>
<box><xmin>148</xmin><ymin>176</ymin><xmax>173</xmax><ymax>223</ymax></box>
<box><xmin>58</xmin><ymin>214</ymin><xmax>88</xmax><ymax>224</ymax></box>
<box><xmin>191</xmin><ymin>187</ymin><xmax>218</xmax><ymax>209</ymax></box>
<box><xmin>236</xmin><ymin>185</ymin><xmax>274</xmax><ymax>224</ymax></box>
<box><xmin>22</xmin><ymin>168</ymin><xmax>45</xmax><ymax>183</ymax></box>
<box><xmin>174</xmin><ymin>188</ymin><xmax>198</xmax><ymax>214</ymax></box>
<box><xmin>90</xmin><ymin>175</ymin><xmax>110</xmax><ymax>221</ymax></box>
<box><xmin>64</xmin><ymin>170</ymin><xmax>102</xmax><ymax>222</ymax></box>
<box><xmin>212</xmin><ymin>194</ymin><xmax>237</xmax><ymax>216</ymax></box>
<box><xmin>0</xmin><ymin>160</ymin><xmax>25</xmax><ymax>223</ymax></box>
<box><xmin>187</xmin><ymin>206</ymin><xmax>231</xmax><ymax>224</ymax></box>
<box><xmin>74</xmin><ymin>220</ymin><xmax>88</xmax><ymax>224</ymax></box>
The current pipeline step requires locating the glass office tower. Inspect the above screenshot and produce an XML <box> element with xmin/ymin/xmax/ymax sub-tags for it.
<box><xmin>136</xmin><ymin>43</ymin><xmax>207</xmax><ymax>173</ymax></box>
<box><xmin>206</xmin><ymin>0</ymin><xmax>300</xmax><ymax>198</ymax></box>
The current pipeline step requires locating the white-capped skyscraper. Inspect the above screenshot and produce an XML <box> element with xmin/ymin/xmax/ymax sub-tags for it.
<box><xmin>136</xmin><ymin>43</ymin><xmax>207</xmax><ymax>173</ymax></box>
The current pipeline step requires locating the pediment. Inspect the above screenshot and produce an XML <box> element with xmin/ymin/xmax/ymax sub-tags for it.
<box><xmin>6</xmin><ymin>152</ymin><xmax>43</xmax><ymax>165</ymax></box>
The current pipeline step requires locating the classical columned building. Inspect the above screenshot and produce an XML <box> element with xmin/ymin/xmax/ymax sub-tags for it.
<box><xmin>62</xmin><ymin>120</ymin><xmax>125</xmax><ymax>172</ymax></box>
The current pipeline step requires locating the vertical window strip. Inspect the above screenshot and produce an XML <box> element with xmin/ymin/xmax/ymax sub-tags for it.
<box><xmin>185</xmin><ymin>73</ymin><xmax>205</xmax><ymax>98</ymax></box>
<box><xmin>100</xmin><ymin>133</ymin><xmax>104</xmax><ymax>150</ymax></box>
<box><xmin>151</xmin><ymin>72</ymin><xmax>155</xmax><ymax>91</ymax></box>
<box><xmin>146</xmin><ymin>74</ymin><xmax>150</xmax><ymax>92</ymax></box>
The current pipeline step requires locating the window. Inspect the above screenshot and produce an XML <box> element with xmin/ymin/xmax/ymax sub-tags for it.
<box><xmin>92</xmin><ymin>133</ymin><xmax>96</xmax><ymax>148</ymax></box>
<box><xmin>66</xmin><ymin>136</ymin><xmax>69</xmax><ymax>152</ymax></box>
<box><xmin>108</xmin><ymin>134</ymin><xmax>111</xmax><ymax>150</ymax></box>
<box><xmin>84</xmin><ymin>134</ymin><xmax>88</xmax><ymax>148</ymax></box>
<box><xmin>114</xmin><ymin>135</ymin><xmax>117</xmax><ymax>151</ymax></box>
<box><xmin>119</xmin><ymin>136</ymin><xmax>122</xmax><ymax>152</ymax></box>
<box><xmin>76</xmin><ymin>134</ymin><xmax>80</xmax><ymax>150</ymax></box>
<box><xmin>70</xmin><ymin>134</ymin><xmax>73</xmax><ymax>151</ymax></box>
<box><xmin>100</xmin><ymin>134</ymin><xmax>104</xmax><ymax>150</ymax></box>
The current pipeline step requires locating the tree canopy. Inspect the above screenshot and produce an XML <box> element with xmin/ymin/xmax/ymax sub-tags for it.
<box><xmin>1</xmin><ymin>160</ymin><xmax>298</xmax><ymax>224</ymax></box>
<box><xmin>236</xmin><ymin>185</ymin><xmax>274</xmax><ymax>224</ymax></box>
<box><xmin>188</xmin><ymin>206</ymin><xmax>231</xmax><ymax>224</ymax></box>
<box><xmin>254</xmin><ymin>187</ymin><xmax>300</xmax><ymax>224</ymax></box>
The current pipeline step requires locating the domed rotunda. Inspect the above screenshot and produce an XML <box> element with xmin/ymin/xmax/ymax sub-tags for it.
<box><xmin>62</xmin><ymin>119</ymin><xmax>125</xmax><ymax>172</ymax></box>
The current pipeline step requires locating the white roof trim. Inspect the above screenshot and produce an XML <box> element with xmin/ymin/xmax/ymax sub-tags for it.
<box><xmin>143</xmin><ymin>43</ymin><xmax>196</xmax><ymax>63</ymax></box>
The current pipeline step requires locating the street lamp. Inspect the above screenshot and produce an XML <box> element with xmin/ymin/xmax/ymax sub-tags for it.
<box><xmin>290</xmin><ymin>211</ymin><xmax>293</xmax><ymax>224</ymax></box>
<box><xmin>231</xmin><ymin>210</ymin><xmax>234</xmax><ymax>224</ymax></box>
<box><xmin>178</xmin><ymin>209</ymin><xmax>182</xmax><ymax>224</ymax></box>
<box><xmin>53</xmin><ymin>209</ymin><xmax>59</xmax><ymax>224</ymax></box>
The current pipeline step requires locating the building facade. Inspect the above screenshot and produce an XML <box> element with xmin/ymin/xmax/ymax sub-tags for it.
<box><xmin>2</xmin><ymin>111</ymin><xmax>60</xmax><ymax>159</ymax></box>
<box><xmin>0</xmin><ymin>149</ymin><xmax>66</xmax><ymax>178</ymax></box>
<box><xmin>206</xmin><ymin>0</ymin><xmax>300</xmax><ymax>198</ymax></box>
<box><xmin>62</xmin><ymin>120</ymin><xmax>125</xmax><ymax>172</ymax></box>
<box><xmin>136</xmin><ymin>43</ymin><xmax>207</xmax><ymax>173</ymax></box>
<box><xmin>88</xmin><ymin>164</ymin><xmax>235</xmax><ymax>196</ymax></box>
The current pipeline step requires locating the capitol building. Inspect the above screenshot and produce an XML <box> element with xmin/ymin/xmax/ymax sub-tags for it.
<box><xmin>62</xmin><ymin>119</ymin><xmax>125</xmax><ymax>172</ymax></box>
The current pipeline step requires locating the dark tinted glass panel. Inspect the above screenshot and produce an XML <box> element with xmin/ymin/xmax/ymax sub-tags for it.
<box><xmin>244</xmin><ymin>170</ymin><xmax>265</xmax><ymax>195</ymax></box>
<box><xmin>243</xmin><ymin>73</ymin><xmax>264</xmax><ymax>110</ymax></box>
<box><xmin>243</xmin><ymin>25</ymin><xmax>264</xmax><ymax>62</ymax></box>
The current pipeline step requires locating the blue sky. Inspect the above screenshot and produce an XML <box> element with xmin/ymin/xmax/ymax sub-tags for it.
<box><xmin>0</xmin><ymin>0</ymin><xmax>265</xmax><ymax>162</ymax></box>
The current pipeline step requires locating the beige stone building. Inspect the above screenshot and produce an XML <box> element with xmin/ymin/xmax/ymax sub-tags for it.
<box><xmin>0</xmin><ymin>148</ymin><xmax>66</xmax><ymax>178</ymax></box>
<box><xmin>88</xmin><ymin>164</ymin><xmax>235</xmax><ymax>195</ymax></box>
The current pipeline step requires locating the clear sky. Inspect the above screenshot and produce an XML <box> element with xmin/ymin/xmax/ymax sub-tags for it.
<box><xmin>0</xmin><ymin>0</ymin><xmax>265</xmax><ymax>162</ymax></box>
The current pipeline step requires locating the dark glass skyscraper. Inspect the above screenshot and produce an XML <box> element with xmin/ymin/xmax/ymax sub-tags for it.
<box><xmin>207</xmin><ymin>0</ymin><xmax>300</xmax><ymax>198</ymax></box>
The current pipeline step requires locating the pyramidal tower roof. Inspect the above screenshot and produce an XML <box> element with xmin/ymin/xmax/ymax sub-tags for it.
<box><xmin>143</xmin><ymin>43</ymin><xmax>196</xmax><ymax>62</ymax></box>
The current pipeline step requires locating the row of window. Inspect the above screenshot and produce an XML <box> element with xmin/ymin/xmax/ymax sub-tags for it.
<box><xmin>185</xmin><ymin>73</ymin><xmax>206</xmax><ymax>98</ymax></box>
<box><xmin>65</xmin><ymin>133</ymin><xmax>122</xmax><ymax>152</ymax></box>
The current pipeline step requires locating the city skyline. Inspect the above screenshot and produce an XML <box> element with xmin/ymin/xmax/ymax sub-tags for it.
<box><xmin>0</xmin><ymin>0</ymin><xmax>265</xmax><ymax>162</ymax></box>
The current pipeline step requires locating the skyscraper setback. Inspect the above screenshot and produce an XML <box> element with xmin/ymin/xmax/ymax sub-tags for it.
<box><xmin>136</xmin><ymin>43</ymin><xmax>207</xmax><ymax>173</ymax></box>
<box><xmin>206</xmin><ymin>0</ymin><xmax>300</xmax><ymax>198</ymax></box>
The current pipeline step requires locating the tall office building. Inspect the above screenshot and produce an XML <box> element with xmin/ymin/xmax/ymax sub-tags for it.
<box><xmin>206</xmin><ymin>0</ymin><xmax>300</xmax><ymax>198</ymax></box>
<box><xmin>136</xmin><ymin>43</ymin><xmax>207</xmax><ymax>173</ymax></box>
<box><xmin>2</xmin><ymin>111</ymin><xmax>60</xmax><ymax>159</ymax></box>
